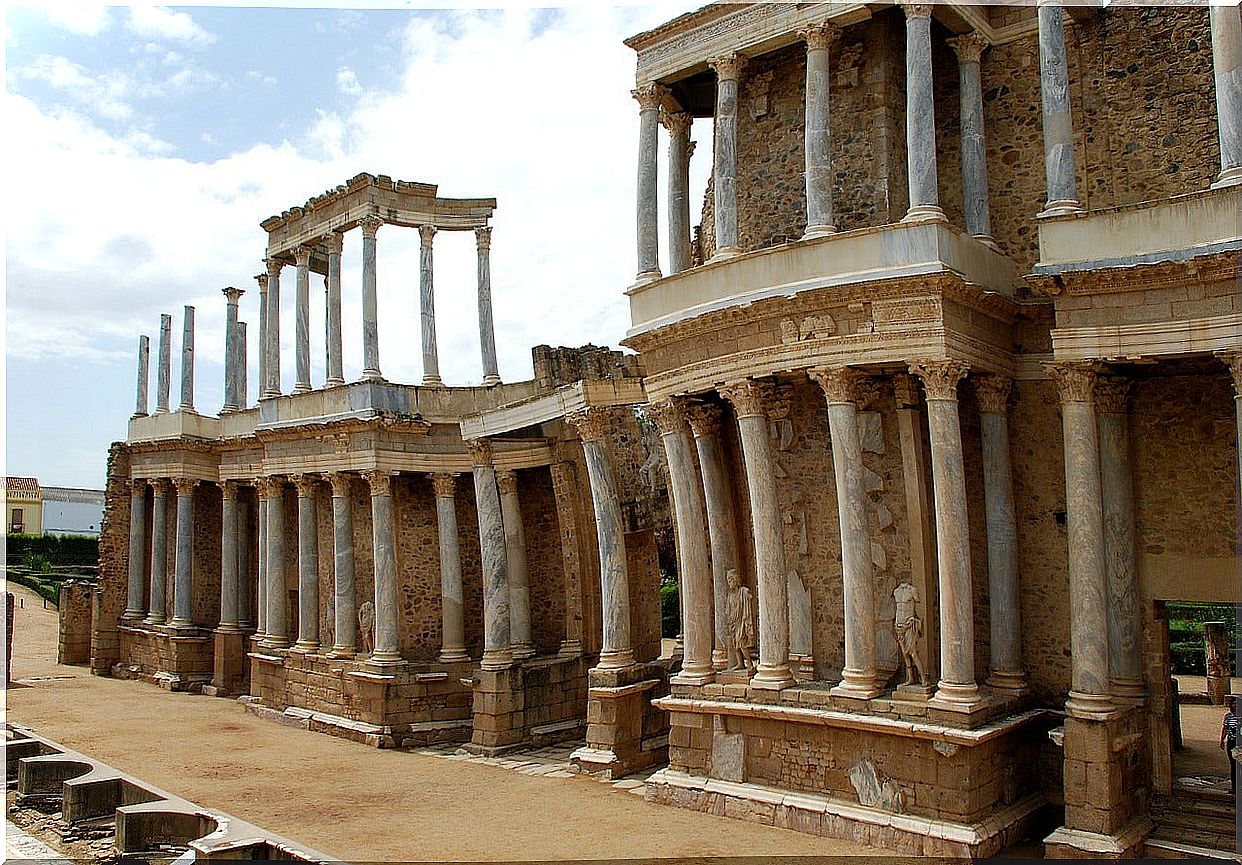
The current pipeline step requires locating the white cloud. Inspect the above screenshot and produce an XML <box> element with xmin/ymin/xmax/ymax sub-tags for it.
<box><xmin>336</xmin><ymin>67</ymin><xmax>363</xmax><ymax>97</ymax></box>
<box><xmin>16</xmin><ymin>54</ymin><xmax>134</xmax><ymax>120</ymax></box>
<box><xmin>33</xmin><ymin>4</ymin><xmax>112</xmax><ymax>36</ymax></box>
<box><xmin>126</xmin><ymin>7</ymin><xmax>215</xmax><ymax>48</ymax></box>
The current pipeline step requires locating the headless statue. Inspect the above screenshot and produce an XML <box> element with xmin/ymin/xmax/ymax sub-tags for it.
<box><xmin>893</xmin><ymin>582</ymin><xmax>927</xmax><ymax>687</ymax></box>
<box><xmin>725</xmin><ymin>569</ymin><xmax>756</xmax><ymax>674</ymax></box>
<box><xmin>358</xmin><ymin>600</ymin><xmax>375</xmax><ymax>655</ymax></box>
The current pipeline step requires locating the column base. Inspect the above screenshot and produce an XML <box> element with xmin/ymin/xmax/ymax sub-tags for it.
<box><xmin>131</xmin><ymin>412</ymin><xmax>150</xmax><ymax>420</ymax></box>
<box><xmin>986</xmin><ymin>670</ymin><xmax>1030</xmax><ymax>697</ymax></box>
<box><xmin>291</xmin><ymin>641</ymin><xmax>320</xmax><ymax>654</ymax></box>
<box><xmin>214</xmin><ymin>623</ymin><xmax>242</xmax><ymax>635</ymax></box>
<box><xmin>801</xmin><ymin>224</ymin><xmax>837</xmax><ymax>241</ymax></box>
<box><xmin>481</xmin><ymin>648</ymin><xmax>514</xmax><ymax>671</ymax></box>
<box><xmin>1065</xmin><ymin>689</ymin><xmax>1119</xmax><ymax>720</ymax></box>
<box><xmin>831</xmin><ymin>678</ymin><xmax>883</xmax><ymax>701</ymax></box>
<box><xmin>421</xmin><ymin>375</ymin><xmax>444</xmax><ymax>387</ymax></box>
<box><xmin>712</xmin><ymin>648</ymin><xmax>729</xmax><ymax>671</ymax></box>
<box><xmin>482</xmin><ymin>374</ymin><xmax>502</xmax><ymax>387</ymax></box>
<box><xmin>930</xmin><ymin>680</ymin><xmax>986</xmax><ymax>711</ymax></box>
<box><xmin>324</xmin><ymin>377</ymin><xmax>346</xmax><ymax>389</ymax></box>
<box><xmin>670</xmin><ymin>664</ymin><xmax>715</xmax><ymax>686</ymax></box>
<box><xmin>511</xmin><ymin>643</ymin><xmax>535</xmax><ymax>661</ymax></box>
<box><xmin>259</xmin><ymin>390</ymin><xmax>281</xmax><ymax>400</ymax></box>
<box><xmin>143</xmin><ymin>614</ymin><xmax>167</xmax><ymax>627</ymax></box>
<box><xmin>261</xmin><ymin>637</ymin><xmax>290</xmax><ymax>650</ymax></box>
<box><xmin>367</xmin><ymin>651</ymin><xmax>404</xmax><ymax>669</ymax></box>
<box><xmin>292</xmin><ymin>384</ymin><xmax>311</xmax><ymax>395</ymax></box>
<box><xmin>1109</xmin><ymin>678</ymin><xmax>1146</xmax><ymax>707</ymax></box>
<box><xmin>326</xmin><ymin>646</ymin><xmax>357</xmax><ymax>659</ymax></box>
<box><xmin>1037</xmin><ymin>199</ymin><xmax>1084</xmax><ymax>218</ymax></box>
<box><xmin>361</xmin><ymin>371</ymin><xmax>384</xmax><ymax>382</ymax></box>
<box><xmin>901</xmin><ymin>204</ymin><xmax>947</xmax><ymax>223</ymax></box>
<box><xmin>439</xmin><ymin>647</ymin><xmax>471</xmax><ymax>663</ymax></box>
<box><xmin>632</xmin><ymin>269</ymin><xmax>663</xmax><ymax>288</ymax></box>
<box><xmin>750</xmin><ymin>664</ymin><xmax>796</xmax><ymax>691</ymax></box>
<box><xmin>122</xmin><ymin>610</ymin><xmax>147</xmax><ymax>623</ymax></box>
<box><xmin>168</xmin><ymin>618</ymin><xmax>197</xmax><ymax>634</ymax></box>
<box><xmin>1211</xmin><ymin>165</ymin><xmax>1242</xmax><ymax>189</ymax></box>
<box><xmin>557</xmin><ymin>640</ymin><xmax>583</xmax><ymax>659</ymax></box>
<box><xmin>971</xmin><ymin>233</ymin><xmax>1001</xmax><ymax>252</ymax></box>
<box><xmin>597</xmin><ymin>649</ymin><xmax>636</xmax><ymax>670</ymax></box>
<box><xmin>708</xmin><ymin>247</ymin><xmax>741</xmax><ymax>263</ymax></box>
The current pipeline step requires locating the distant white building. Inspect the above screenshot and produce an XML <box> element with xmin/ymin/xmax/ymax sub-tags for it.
<box><xmin>40</xmin><ymin>487</ymin><xmax>105</xmax><ymax>538</ymax></box>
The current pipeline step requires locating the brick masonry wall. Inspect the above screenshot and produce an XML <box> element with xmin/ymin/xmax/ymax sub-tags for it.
<box><xmin>92</xmin><ymin>442</ymin><xmax>129</xmax><ymax>674</ymax></box>
<box><xmin>57</xmin><ymin>580</ymin><xmax>94</xmax><ymax>665</ymax></box>
<box><xmin>518</xmin><ymin>468</ymin><xmax>567</xmax><ymax>655</ymax></box>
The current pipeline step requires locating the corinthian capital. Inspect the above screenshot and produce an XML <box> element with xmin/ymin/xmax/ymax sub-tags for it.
<box><xmin>1094</xmin><ymin>376</ymin><xmax>1131</xmax><ymax>415</ymax></box>
<box><xmin>799</xmin><ymin>22</ymin><xmax>841</xmax><ymax>51</ymax></box>
<box><xmin>684</xmin><ymin>401</ymin><xmax>723</xmax><ymax>438</ymax></box>
<box><xmin>323</xmin><ymin>231</ymin><xmax>344</xmax><ymax>255</ymax></box>
<box><xmin>646</xmin><ymin>398</ymin><xmax>689</xmax><ymax>436</ymax></box>
<box><xmin>719</xmin><ymin>378</ymin><xmax>772</xmax><ymax>419</ymax></box>
<box><xmin>495</xmin><ymin>469</ymin><xmax>518</xmax><ymax>497</ymax></box>
<box><xmin>418</xmin><ymin>224</ymin><xmax>437</xmax><ymax>247</ymax></box>
<box><xmin>909</xmin><ymin>360</ymin><xmax>969</xmax><ymax>401</ymax></box>
<box><xmin>172</xmin><ymin>477</ymin><xmax>199</xmax><ymax>497</ymax></box>
<box><xmin>359</xmin><ymin>214</ymin><xmax>383</xmax><ymax>238</ymax></box>
<box><xmin>363</xmin><ymin>469</ymin><xmax>394</xmax><ymax>497</ymax></box>
<box><xmin>222</xmin><ymin>286</ymin><xmax>245</xmax><ymax>305</ymax></box>
<box><xmin>466</xmin><ymin>439</ymin><xmax>494</xmax><ymax>466</ymax></box>
<box><xmin>258</xmin><ymin>475</ymin><xmax>285</xmax><ymax>498</ymax></box>
<box><xmin>809</xmin><ymin>366</ymin><xmax>869</xmax><ymax>405</ymax></box>
<box><xmin>475</xmin><ymin>226</ymin><xmax>492</xmax><ymax>251</ymax></box>
<box><xmin>947</xmin><ymin>32</ymin><xmax>989</xmax><ymax>65</ymax></box>
<box><xmin>565</xmin><ymin>406</ymin><xmax>612</xmax><ymax>443</ymax></box>
<box><xmin>632</xmin><ymin>81</ymin><xmax>669</xmax><ymax>111</ymax></box>
<box><xmin>430</xmin><ymin>472</ymin><xmax>458</xmax><ymax>498</ymax></box>
<box><xmin>899</xmin><ymin>2</ymin><xmax>934</xmax><ymax>20</ymax></box>
<box><xmin>1219</xmin><ymin>350</ymin><xmax>1242</xmax><ymax>397</ymax></box>
<box><xmin>265</xmin><ymin>257</ymin><xmax>283</xmax><ymax>278</ymax></box>
<box><xmin>660</xmin><ymin>109</ymin><xmax>693</xmax><ymax>139</ymax></box>
<box><xmin>328</xmin><ymin>472</ymin><xmax>353</xmax><ymax>498</ymax></box>
<box><xmin>709</xmin><ymin>53</ymin><xmax>747</xmax><ymax>83</ymax></box>
<box><xmin>293</xmin><ymin>245</ymin><xmax>313</xmax><ymax>267</ymax></box>
<box><xmin>1047</xmin><ymin>362</ymin><xmax>1099</xmax><ymax>404</ymax></box>
<box><xmin>973</xmin><ymin>374</ymin><xmax>1013</xmax><ymax>414</ymax></box>
<box><xmin>293</xmin><ymin>473</ymin><xmax>319</xmax><ymax>497</ymax></box>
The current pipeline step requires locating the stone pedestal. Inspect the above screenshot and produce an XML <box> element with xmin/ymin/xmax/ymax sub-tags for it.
<box><xmin>467</xmin><ymin>666</ymin><xmax>527</xmax><ymax>754</ymax></box>
<box><xmin>212</xmin><ymin>628</ymin><xmax>247</xmax><ymax>696</ymax></box>
<box><xmin>572</xmin><ymin>663</ymin><xmax>668</xmax><ymax>779</ymax></box>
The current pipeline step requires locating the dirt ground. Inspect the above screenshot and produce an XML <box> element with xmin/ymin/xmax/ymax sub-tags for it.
<box><xmin>5</xmin><ymin>584</ymin><xmax>894</xmax><ymax>862</ymax></box>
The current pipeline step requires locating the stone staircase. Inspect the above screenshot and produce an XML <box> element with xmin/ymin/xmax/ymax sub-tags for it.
<box><xmin>1146</xmin><ymin>785</ymin><xmax>1241</xmax><ymax>860</ymax></box>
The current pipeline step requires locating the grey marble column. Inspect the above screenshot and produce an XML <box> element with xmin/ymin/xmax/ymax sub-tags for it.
<box><xmin>263</xmin><ymin>476</ymin><xmax>289</xmax><ymax>648</ymax></box>
<box><xmin>1036</xmin><ymin>0</ymin><xmax>1082</xmax><ymax>216</ymax></box>
<box><xmin>432</xmin><ymin>473</ymin><xmax>468</xmax><ymax>662</ymax></box>
<box><xmin>902</xmin><ymin>4</ymin><xmax>945</xmax><ymax>222</ymax></box>
<box><xmin>146</xmin><ymin>479</ymin><xmax>169</xmax><ymax>624</ymax></box>
<box><xmin>222</xmin><ymin>287</ymin><xmax>244</xmax><ymax>413</ymax></box>
<box><xmin>365</xmin><ymin>470</ymin><xmax>401</xmax><ymax>665</ymax></box>
<box><xmin>293</xmin><ymin>246</ymin><xmax>312</xmax><ymax>394</ymax></box>
<box><xmin>710</xmin><ymin>55</ymin><xmax>746</xmax><ymax>259</ymax></box>
<box><xmin>125</xmin><ymin>479</ymin><xmax>147</xmax><ymax>620</ymax></box>
<box><xmin>949</xmin><ymin>33</ymin><xmax>996</xmax><ymax>245</ymax></box>
<box><xmin>178</xmin><ymin>306</ymin><xmax>196</xmax><ymax>412</ymax></box>
<box><xmin>549</xmin><ymin>462</ymin><xmax>584</xmax><ymax>657</ymax></box>
<box><xmin>475</xmin><ymin>228</ymin><xmax>500</xmax><ymax>386</ymax></box>
<box><xmin>325</xmin><ymin>233</ymin><xmax>345</xmax><ymax>387</ymax></box>
<box><xmin>263</xmin><ymin>259</ymin><xmax>283</xmax><ymax>398</ymax></box>
<box><xmin>496</xmin><ymin>469</ymin><xmax>534</xmax><ymax>659</ymax></box>
<box><xmin>811</xmin><ymin>368</ymin><xmax>881</xmax><ymax>699</ymax></box>
<box><xmin>170</xmin><ymin>477</ymin><xmax>197</xmax><ymax>629</ymax></box>
<box><xmin>1095</xmin><ymin>377</ymin><xmax>1144</xmax><ymax>703</ymax></box>
<box><xmin>134</xmin><ymin>336</ymin><xmax>150</xmax><ymax>418</ymax></box>
<box><xmin>1211</xmin><ymin>3</ymin><xmax>1242</xmax><ymax>187</ymax></box>
<box><xmin>566</xmin><ymin>408</ymin><xmax>635</xmax><ymax>669</ymax></box>
<box><xmin>293</xmin><ymin>474</ymin><xmax>320</xmax><ymax>652</ymax></box>
<box><xmin>974</xmin><ymin>375</ymin><xmax>1026</xmax><ymax>694</ymax></box>
<box><xmin>156</xmin><ymin>314</ymin><xmax>172</xmax><ymax>414</ymax></box>
<box><xmin>418</xmin><ymin>224</ymin><xmax>442</xmax><ymax>386</ymax></box>
<box><xmin>1050</xmin><ymin>363</ymin><xmax>1113</xmax><ymax>718</ymax></box>
<box><xmin>255</xmin><ymin>272</ymin><xmax>269</xmax><ymax>401</ymax></box>
<box><xmin>255</xmin><ymin>483</ymin><xmax>267</xmax><ymax>638</ymax></box>
<box><xmin>238</xmin><ymin>322</ymin><xmax>248</xmax><ymax>409</ymax></box>
<box><xmin>719</xmin><ymin>380</ymin><xmax>795</xmax><ymax>690</ymax></box>
<box><xmin>237</xmin><ymin>492</ymin><xmax>254</xmax><ymax>629</ymax></box>
<box><xmin>686</xmin><ymin>402</ymin><xmax>739</xmax><ymax>670</ymax></box>
<box><xmin>801</xmin><ymin>23</ymin><xmax>840</xmax><ymax>239</ymax></box>
<box><xmin>633</xmin><ymin>82</ymin><xmax>666</xmax><ymax>283</ymax></box>
<box><xmin>469</xmin><ymin>442</ymin><xmax>512</xmax><ymax>670</ymax></box>
<box><xmin>327</xmin><ymin>473</ymin><xmax>356</xmax><ymax>657</ymax></box>
<box><xmin>219</xmin><ymin>482</ymin><xmax>240</xmax><ymax>632</ymax></box>
<box><xmin>910</xmin><ymin>361</ymin><xmax>982</xmax><ymax>709</ymax></box>
<box><xmin>359</xmin><ymin>215</ymin><xmax>383</xmax><ymax>381</ymax></box>
<box><xmin>664</xmin><ymin>110</ymin><xmax>694</xmax><ymax>275</ymax></box>
<box><xmin>651</xmin><ymin>399</ymin><xmax>714</xmax><ymax>684</ymax></box>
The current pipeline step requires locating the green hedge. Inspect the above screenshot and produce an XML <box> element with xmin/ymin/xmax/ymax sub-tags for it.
<box><xmin>5</xmin><ymin>534</ymin><xmax>99</xmax><ymax>566</ymax></box>
<box><xmin>1171</xmin><ymin>641</ymin><xmax>1207</xmax><ymax>676</ymax></box>
<box><xmin>660</xmin><ymin>578</ymin><xmax>680</xmax><ymax>639</ymax></box>
<box><xmin>5</xmin><ymin>570</ymin><xmax>65</xmax><ymax>607</ymax></box>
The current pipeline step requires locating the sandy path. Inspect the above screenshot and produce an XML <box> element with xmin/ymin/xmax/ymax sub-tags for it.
<box><xmin>5</xmin><ymin>584</ymin><xmax>887</xmax><ymax>862</ymax></box>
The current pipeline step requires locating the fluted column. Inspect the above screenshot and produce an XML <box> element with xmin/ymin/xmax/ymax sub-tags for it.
<box><xmin>902</xmin><ymin>4</ymin><xmax>945</xmax><ymax>222</ymax></box>
<box><xmin>685</xmin><ymin>402</ymin><xmax>739</xmax><ymax>670</ymax></box>
<box><xmin>811</xmin><ymin>367</ymin><xmax>881</xmax><ymax>699</ymax></box>
<box><xmin>719</xmin><ymin>380</ymin><xmax>795</xmax><ymax>690</ymax></box>
<box><xmin>359</xmin><ymin>214</ymin><xmax>383</xmax><ymax>381</ymax></box>
<box><xmin>325</xmin><ymin>233</ymin><xmax>345</xmax><ymax>387</ymax></box>
<box><xmin>469</xmin><ymin>441</ymin><xmax>511</xmax><ymax>670</ymax></box>
<box><xmin>365</xmin><ymin>470</ymin><xmax>401</xmax><ymax>665</ymax></box>
<box><xmin>910</xmin><ymin>361</ymin><xmax>982</xmax><ymax>709</ymax></box>
<box><xmin>263</xmin><ymin>258</ymin><xmax>283</xmax><ymax>397</ymax></box>
<box><xmin>255</xmin><ymin>272</ymin><xmax>269</xmax><ymax>401</ymax></box>
<box><xmin>222</xmin><ymin>287</ymin><xmax>245</xmax><ymax>412</ymax></box>
<box><xmin>633</xmin><ymin>82</ymin><xmax>666</xmax><ymax>283</ymax></box>
<box><xmin>156</xmin><ymin>314</ymin><xmax>172</xmax><ymax>414</ymax></box>
<box><xmin>145</xmin><ymin>479</ymin><xmax>169</xmax><ymax>624</ymax></box>
<box><xmin>710</xmin><ymin>54</ymin><xmax>746</xmax><ymax>259</ymax></box>
<box><xmin>255</xmin><ymin>480</ymin><xmax>267</xmax><ymax>638</ymax></box>
<box><xmin>1211</xmin><ymin>3</ymin><xmax>1242</xmax><ymax>187</ymax></box>
<box><xmin>263</xmin><ymin>475</ymin><xmax>289</xmax><ymax>648</ymax></box>
<box><xmin>1050</xmin><ymin>363</ymin><xmax>1113</xmax><ymax>718</ymax></box>
<box><xmin>134</xmin><ymin>336</ymin><xmax>150</xmax><ymax>418</ymax></box>
<box><xmin>293</xmin><ymin>246</ymin><xmax>312</xmax><ymax>394</ymax></box>
<box><xmin>124</xmin><ymin>479</ymin><xmax>147</xmax><ymax>620</ymax></box>
<box><xmin>432</xmin><ymin>473</ymin><xmax>468</xmax><ymax>662</ymax></box>
<box><xmin>327</xmin><ymin>473</ymin><xmax>356</xmax><ymax>657</ymax></box>
<box><xmin>179</xmin><ymin>306</ymin><xmax>195</xmax><ymax>412</ymax></box>
<box><xmin>416</xmin><ymin>224</ymin><xmax>442</xmax><ymax>385</ymax></box>
<box><xmin>293</xmin><ymin>474</ymin><xmax>320</xmax><ymax>652</ymax></box>
<box><xmin>496</xmin><ymin>469</ymin><xmax>533</xmax><ymax>659</ymax></box>
<box><xmin>1036</xmin><ymin>0</ymin><xmax>1082</xmax><ymax>216</ymax></box>
<box><xmin>801</xmin><ymin>23</ymin><xmax>841</xmax><ymax>239</ymax></box>
<box><xmin>170</xmin><ymin>477</ymin><xmax>197</xmax><ymax>630</ymax></box>
<box><xmin>1096</xmin><ymin>376</ymin><xmax>1143</xmax><ymax>703</ymax></box>
<box><xmin>664</xmin><ymin>110</ymin><xmax>694</xmax><ymax>274</ymax></box>
<box><xmin>475</xmin><ymin>227</ymin><xmax>501</xmax><ymax>386</ymax></box>
<box><xmin>949</xmin><ymin>32</ymin><xmax>996</xmax><ymax>245</ymax></box>
<box><xmin>219</xmin><ymin>482</ymin><xmax>240</xmax><ymax>632</ymax></box>
<box><xmin>975</xmin><ymin>375</ymin><xmax>1026</xmax><ymax>693</ymax></box>
<box><xmin>566</xmin><ymin>408</ymin><xmax>635</xmax><ymax>669</ymax></box>
<box><xmin>549</xmin><ymin>462</ymin><xmax>584</xmax><ymax>657</ymax></box>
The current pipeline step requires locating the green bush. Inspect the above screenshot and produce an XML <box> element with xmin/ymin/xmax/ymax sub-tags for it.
<box><xmin>1170</xmin><ymin>641</ymin><xmax>1207</xmax><ymax>676</ymax></box>
<box><xmin>5</xmin><ymin>534</ymin><xmax>99</xmax><ymax>567</ymax></box>
<box><xmin>660</xmin><ymin>577</ymin><xmax>680</xmax><ymax>639</ymax></box>
<box><xmin>23</xmin><ymin>552</ymin><xmax>52</xmax><ymax>574</ymax></box>
<box><xmin>5</xmin><ymin>570</ymin><xmax>62</xmax><ymax>607</ymax></box>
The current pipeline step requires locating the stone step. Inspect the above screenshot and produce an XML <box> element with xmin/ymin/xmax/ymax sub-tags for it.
<box><xmin>1153</xmin><ymin>809</ymin><xmax>1237</xmax><ymax>839</ymax></box>
<box><xmin>1150</xmin><ymin>822</ymin><xmax>1238</xmax><ymax>855</ymax></box>
<box><xmin>1144</xmin><ymin>837</ymin><xmax>1242</xmax><ymax>861</ymax></box>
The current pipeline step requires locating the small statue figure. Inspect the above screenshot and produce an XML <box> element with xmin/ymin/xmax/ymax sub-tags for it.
<box><xmin>725</xmin><ymin>569</ymin><xmax>756</xmax><ymax>674</ymax></box>
<box><xmin>358</xmin><ymin>600</ymin><xmax>375</xmax><ymax>655</ymax></box>
<box><xmin>893</xmin><ymin>582</ymin><xmax>927</xmax><ymax>687</ymax></box>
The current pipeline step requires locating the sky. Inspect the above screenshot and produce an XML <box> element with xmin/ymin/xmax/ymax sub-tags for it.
<box><xmin>3</xmin><ymin>1</ymin><xmax>713</xmax><ymax>489</ymax></box>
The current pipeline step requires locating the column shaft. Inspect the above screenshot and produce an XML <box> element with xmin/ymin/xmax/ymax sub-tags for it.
<box><xmin>476</xmin><ymin>228</ymin><xmax>500</xmax><ymax>385</ymax></box>
<box><xmin>360</xmin><ymin>216</ymin><xmax>383</xmax><ymax>380</ymax></box>
<box><xmin>256</xmin><ymin>273</ymin><xmax>269</xmax><ymax>402</ymax></box>
<box><xmin>687</xmin><ymin>403</ymin><xmax>739</xmax><ymax>669</ymax></box>
<box><xmin>549</xmin><ymin>462</ymin><xmax>584</xmax><ymax>656</ymax></box>
<box><xmin>367</xmin><ymin>472</ymin><xmax>400</xmax><ymax>664</ymax></box>
<box><xmin>470</xmin><ymin>443</ymin><xmax>511</xmax><ymax>669</ymax></box>
<box><xmin>326</xmin><ymin>235</ymin><xmax>345</xmax><ymax>386</ymax></box>
<box><xmin>802</xmin><ymin>24</ymin><xmax>839</xmax><ymax>238</ymax></box>
<box><xmin>255</xmin><ymin>494</ymin><xmax>267</xmax><ymax>638</ymax></box>
<box><xmin>903</xmin><ymin>5</ymin><xmax>944</xmax><ymax>221</ymax></box>
<box><xmin>710</xmin><ymin>56</ymin><xmax>745</xmax><ymax>258</ymax></box>
<box><xmin>1037</xmin><ymin>0</ymin><xmax>1082</xmax><ymax>215</ymax></box>
<box><xmin>146</xmin><ymin>481</ymin><xmax>168</xmax><ymax>623</ymax></box>
<box><xmin>156</xmin><ymin>314</ymin><xmax>172</xmax><ymax>414</ymax></box>
<box><xmin>433</xmin><ymin>474</ymin><xmax>468</xmax><ymax>662</ymax></box>
<box><xmin>294</xmin><ymin>247</ymin><xmax>312</xmax><ymax>394</ymax></box>
<box><xmin>1211</xmin><ymin>3</ymin><xmax>1242</xmax><ymax>187</ymax></box>
<box><xmin>125</xmin><ymin>481</ymin><xmax>146</xmax><ymax>619</ymax></box>
<box><xmin>238</xmin><ymin>322</ymin><xmax>248</xmax><ymax>409</ymax></box>
<box><xmin>497</xmin><ymin>470</ymin><xmax>533</xmax><ymax>659</ymax></box>
<box><xmin>219</xmin><ymin>485</ymin><xmax>240</xmax><ymax>631</ymax></box>
<box><xmin>237</xmin><ymin>495</ymin><xmax>253</xmax><ymax>629</ymax></box>
<box><xmin>263</xmin><ymin>261</ymin><xmax>282</xmax><ymax>397</ymax></box>
<box><xmin>294</xmin><ymin>476</ymin><xmax>320</xmax><ymax>651</ymax></box>
<box><xmin>328</xmin><ymin>474</ymin><xmax>356</xmax><ymax>656</ymax></box>
<box><xmin>419</xmin><ymin>225</ymin><xmax>442</xmax><ymax>385</ymax></box>
<box><xmin>264</xmin><ymin>478</ymin><xmax>289</xmax><ymax>648</ymax></box>
<box><xmin>950</xmin><ymin>34</ymin><xmax>994</xmax><ymax>242</ymax></box>
<box><xmin>179</xmin><ymin>306</ymin><xmax>195</xmax><ymax>412</ymax></box>
<box><xmin>222</xmin><ymin>287</ymin><xmax>244</xmax><ymax>412</ymax></box>
<box><xmin>170</xmin><ymin>478</ymin><xmax>196</xmax><ymax>628</ymax></box>
<box><xmin>634</xmin><ymin>83</ymin><xmax>664</xmax><ymax>282</ymax></box>
<box><xmin>665</xmin><ymin>112</ymin><xmax>693</xmax><ymax>275</ymax></box>
<box><xmin>134</xmin><ymin>336</ymin><xmax>150</xmax><ymax>417</ymax></box>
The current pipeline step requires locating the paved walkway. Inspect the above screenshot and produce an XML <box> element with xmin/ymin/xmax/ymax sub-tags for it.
<box><xmin>5</xmin><ymin>819</ymin><xmax>72</xmax><ymax>864</ymax></box>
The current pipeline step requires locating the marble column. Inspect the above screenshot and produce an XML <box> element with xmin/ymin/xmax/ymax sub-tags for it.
<box><xmin>325</xmin><ymin>233</ymin><xmax>345</xmax><ymax>387</ymax></box>
<box><xmin>496</xmin><ymin>469</ymin><xmax>534</xmax><ymax>659</ymax></box>
<box><xmin>710</xmin><ymin>55</ymin><xmax>745</xmax><ymax>259</ymax></box>
<box><xmin>1050</xmin><ymin>363</ymin><xmax>1113</xmax><ymax>718</ymax></box>
<box><xmin>293</xmin><ymin>474</ymin><xmax>320</xmax><ymax>652</ymax></box>
<box><xmin>222</xmin><ymin>287</ymin><xmax>244</xmax><ymax>413</ymax></box>
<box><xmin>718</xmin><ymin>380</ymin><xmax>795</xmax><ymax>690</ymax></box>
<box><xmin>1226</xmin><ymin>352</ymin><xmax>1242</xmax><ymax>498</ymax></box>
<box><xmin>633</xmin><ymin>82</ymin><xmax>666</xmax><ymax>283</ymax></box>
<box><xmin>1095</xmin><ymin>376</ymin><xmax>1144</xmax><ymax>702</ymax></box>
<box><xmin>893</xmin><ymin>375</ymin><xmax>939</xmax><ymax>683</ymax></box>
<box><xmin>476</xmin><ymin>227</ymin><xmax>501</xmax><ymax>386</ymax></box>
<box><xmin>134</xmin><ymin>335</ymin><xmax>150</xmax><ymax>418</ymax></box>
<box><xmin>146</xmin><ymin>479</ymin><xmax>169</xmax><ymax>624</ymax></box>
<box><xmin>156</xmin><ymin>314</ymin><xmax>172</xmax><ymax>414</ymax></box>
<box><xmin>801</xmin><ymin>23</ymin><xmax>841</xmax><ymax>239</ymax></box>
<box><xmin>974</xmin><ymin>375</ymin><xmax>1026</xmax><ymax>693</ymax></box>
<box><xmin>179</xmin><ymin>306</ymin><xmax>196</xmax><ymax>412</ymax></box>
<box><xmin>949</xmin><ymin>32</ymin><xmax>996</xmax><ymax>245</ymax></box>
<box><xmin>255</xmin><ymin>272</ymin><xmax>269</xmax><ymax>402</ymax></box>
<box><xmin>237</xmin><ymin>492</ymin><xmax>254</xmax><ymax>630</ymax></box>
<box><xmin>1211</xmin><ymin>3</ymin><xmax>1242</xmax><ymax>187</ymax></box>
<box><xmin>566</xmin><ymin>408</ymin><xmax>635</xmax><ymax>669</ymax></box>
<box><xmin>360</xmin><ymin>214</ymin><xmax>383</xmax><ymax>381</ymax></box>
<box><xmin>293</xmin><ymin>246</ymin><xmax>312</xmax><ymax>394</ymax></box>
<box><xmin>327</xmin><ymin>473</ymin><xmax>356</xmax><ymax>657</ymax></box>
<box><xmin>125</xmin><ymin>479</ymin><xmax>147</xmax><ymax>620</ymax></box>
<box><xmin>664</xmin><ymin>110</ymin><xmax>694</xmax><ymax>275</ymax></box>
<box><xmin>685</xmin><ymin>402</ymin><xmax>739</xmax><ymax>670</ymax></box>
<box><xmin>432</xmin><ymin>473</ymin><xmax>469</xmax><ymax>662</ymax></box>
<box><xmin>262</xmin><ymin>258</ymin><xmax>283</xmax><ymax>398</ymax></box>
<box><xmin>238</xmin><ymin>322</ymin><xmax>248</xmax><ymax>409</ymax></box>
<box><xmin>170</xmin><ymin>477</ymin><xmax>197</xmax><ymax>629</ymax></box>
<box><xmin>910</xmin><ymin>361</ymin><xmax>982</xmax><ymax>709</ymax></box>
<box><xmin>1036</xmin><ymin>0</ymin><xmax>1082</xmax><ymax>216</ymax></box>
<box><xmin>902</xmin><ymin>3</ymin><xmax>945</xmax><ymax>222</ymax></box>
<box><xmin>549</xmin><ymin>462</ymin><xmax>584</xmax><ymax>657</ymax></box>
<box><xmin>263</xmin><ymin>476</ymin><xmax>289</xmax><ymax>649</ymax></box>
<box><xmin>219</xmin><ymin>482</ymin><xmax>240</xmax><ymax>632</ymax></box>
<box><xmin>469</xmin><ymin>441</ymin><xmax>512</xmax><ymax>670</ymax></box>
<box><xmin>255</xmin><ymin>481</ymin><xmax>267</xmax><ymax>638</ymax></box>
<box><xmin>811</xmin><ymin>368</ymin><xmax>881</xmax><ymax>699</ymax></box>
<box><xmin>365</xmin><ymin>470</ymin><xmax>401</xmax><ymax>665</ymax></box>
<box><xmin>650</xmin><ymin>398</ymin><xmax>714</xmax><ymax>684</ymax></box>
<box><xmin>418</xmin><ymin>224</ymin><xmax>442</xmax><ymax>386</ymax></box>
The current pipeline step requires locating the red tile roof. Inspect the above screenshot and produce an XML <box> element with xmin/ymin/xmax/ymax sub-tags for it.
<box><xmin>6</xmin><ymin>477</ymin><xmax>41</xmax><ymax>493</ymax></box>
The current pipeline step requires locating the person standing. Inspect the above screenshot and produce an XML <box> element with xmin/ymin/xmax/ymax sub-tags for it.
<box><xmin>1220</xmin><ymin>695</ymin><xmax>1239</xmax><ymax>795</ymax></box>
